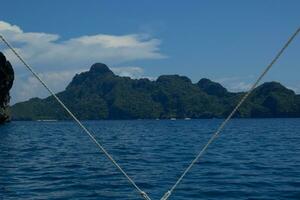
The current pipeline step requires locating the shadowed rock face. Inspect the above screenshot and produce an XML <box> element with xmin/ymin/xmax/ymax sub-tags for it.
<box><xmin>0</xmin><ymin>52</ymin><xmax>14</xmax><ymax>123</ymax></box>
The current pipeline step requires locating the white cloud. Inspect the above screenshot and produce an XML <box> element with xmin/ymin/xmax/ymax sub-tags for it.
<box><xmin>111</xmin><ymin>66</ymin><xmax>156</xmax><ymax>80</ymax></box>
<box><xmin>0</xmin><ymin>21</ymin><xmax>165</xmax><ymax>72</ymax></box>
<box><xmin>217</xmin><ymin>76</ymin><xmax>300</xmax><ymax>94</ymax></box>
<box><xmin>295</xmin><ymin>86</ymin><xmax>300</xmax><ymax>94</ymax></box>
<box><xmin>229</xmin><ymin>82</ymin><xmax>252</xmax><ymax>91</ymax></box>
<box><xmin>287</xmin><ymin>85</ymin><xmax>300</xmax><ymax>94</ymax></box>
<box><xmin>0</xmin><ymin>21</ymin><xmax>22</xmax><ymax>33</ymax></box>
<box><xmin>216</xmin><ymin>76</ymin><xmax>253</xmax><ymax>92</ymax></box>
<box><xmin>111</xmin><ymin>66</ymin><xmax>144</xmax><ymax>79</ymax></box>
<box><xmin>11</xmin><ymin>69</ymin><xmax>85</xmax><ymax>104</ymax></box>
<box><xmin>0</xmin><ymin>21</ymin><xmax>165</xmax><ymax>103</ymax></box>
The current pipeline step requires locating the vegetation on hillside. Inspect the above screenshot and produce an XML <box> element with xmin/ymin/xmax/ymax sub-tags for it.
<box><xmin>11</xmin><ymin>63</ymin><xmax>300</xmax><ymax>120</ymax></box>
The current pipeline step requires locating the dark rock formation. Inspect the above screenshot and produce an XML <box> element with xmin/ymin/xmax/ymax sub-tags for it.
<box><xmin>0</xmin><ymin>52</ymin><xmax>14</xmax><ymax>123</ymax></box>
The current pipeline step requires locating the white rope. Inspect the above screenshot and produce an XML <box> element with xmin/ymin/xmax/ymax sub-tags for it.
<box><xmin>0</xmin><ymin>35</ymin><xmax>152</xmax><ymax>200</ymax></box>
<box><xmin>160</xmin><ymin>27</ymin><xmax>300</xmax><ymax>200</ymax></box>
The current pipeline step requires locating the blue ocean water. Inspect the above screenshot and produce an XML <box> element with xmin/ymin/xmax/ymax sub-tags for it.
<box><xmin>0</xmin><ymin>119</ymin><xmax>300</xmax><ymax>200</ymax></box>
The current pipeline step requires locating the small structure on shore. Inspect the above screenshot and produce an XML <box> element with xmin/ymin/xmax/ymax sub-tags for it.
<box><xmin>0</xmin><ymin>52</ymin><xmax>14</xmax><ymax>123</ymax></box>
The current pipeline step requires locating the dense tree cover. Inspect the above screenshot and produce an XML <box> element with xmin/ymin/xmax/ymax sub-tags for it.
<box><xmin>11</xmin><ymin>63</ymin><xmax>300</xmax><ymax>120</ymax></box>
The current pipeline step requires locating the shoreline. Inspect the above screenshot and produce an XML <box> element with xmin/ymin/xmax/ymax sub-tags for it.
<box><xmin>10</xmin><ymin>117</ymin><xmax>300</xmax><ymax>122</ymax></box>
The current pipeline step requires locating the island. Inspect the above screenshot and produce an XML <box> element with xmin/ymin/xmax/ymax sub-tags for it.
<box><xmin>11</xmin><ymin>63</ymin><xmax>300</xmax><ymax>120</ymax></box>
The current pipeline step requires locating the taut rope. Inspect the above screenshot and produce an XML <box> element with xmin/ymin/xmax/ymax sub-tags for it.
<box><xmin>1</xmin><ymin>27</ymin><xmax>299</xmax><ymax>200</ymax></box>
<box><xmin>0</xmin><ymin>35</ymin><xmax>152</xmax><ymax>200</ymax></box>
<box><xmin>160</xmin><ymin>27</ymin><xmax>300</xmax><ymax>200</ymax></box>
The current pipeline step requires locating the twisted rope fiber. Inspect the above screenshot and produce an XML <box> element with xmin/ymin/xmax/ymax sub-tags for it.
<box><xmin>160</xmin><ymin>27</ymin><xmax>300</xmax><ymax>200</ymax></box>
<box><xmin>0</xmin><ymin>35</ymin><xmax>152</xmax><ymax>200</ymax></box>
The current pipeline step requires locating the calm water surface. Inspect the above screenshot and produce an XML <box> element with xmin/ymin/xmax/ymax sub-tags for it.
<box><xmin>0</xmin><ymin>119</ymin><xmax>300</xmax><ymax>199</ymax></box>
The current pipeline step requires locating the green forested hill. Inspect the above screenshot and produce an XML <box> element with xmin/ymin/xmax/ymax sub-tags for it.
<box><xmin>11</xmin><ymin>63</ymin><xmax>300</xmax><ymax>120</ymax></box>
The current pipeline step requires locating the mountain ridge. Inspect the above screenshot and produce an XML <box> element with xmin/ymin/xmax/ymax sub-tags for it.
<box><xmin>11</xmin><ymin>63</ymin><xmax>300</xmax><ymax>120</ymax></box>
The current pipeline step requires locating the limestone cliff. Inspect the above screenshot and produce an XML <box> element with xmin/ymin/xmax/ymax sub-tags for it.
<box><xmin>0</xmin><ymin>52</ymin><xmax>14</xmax><ymax>123</ymax></box>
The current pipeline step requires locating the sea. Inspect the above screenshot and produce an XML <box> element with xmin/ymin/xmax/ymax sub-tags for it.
<box><xmin>1</xmin><ymin>119</ymin><xmax>300</xmax><ymax>200</ymax></box>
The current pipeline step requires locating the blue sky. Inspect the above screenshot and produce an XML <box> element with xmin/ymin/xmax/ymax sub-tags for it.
<box><xmin>0</xmin><ymin>0</ymin><xmax>299</xmax><ymax>103</ymax></box>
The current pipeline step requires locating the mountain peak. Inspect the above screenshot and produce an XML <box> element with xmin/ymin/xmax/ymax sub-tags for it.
<box><xmin>197</xmin><ymin>78</ymin><xmax>228</xmax><ymax>96</ymax></box>
<box><xmin>66</xmin><ymin>63</ymin><xmax>114</xmax><ymax>89</ymax></box>
<box><xmin>157</xmin><ymin>75</ymin><xmax>192</xmax><ymax>84</ymax></box>
<box><xmin>255</xmin><ymin>81</ymin><xmax>295</xmax><ymax>95</ymax></box>
<box><xmin>89</xmin><ymin>63</ymin><xmax>113</xmax><ymax>75</ymax></box>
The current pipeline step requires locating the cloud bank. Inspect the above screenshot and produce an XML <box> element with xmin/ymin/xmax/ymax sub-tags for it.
<box><xmin>0</xmin><ymin>21</ymin><xmax>165</xmax><ymax>103</ymax></box>
<box><xmin>216</xmin><ymin>76</ymin><xmax>253</xmax><ymax>92</ymax></box>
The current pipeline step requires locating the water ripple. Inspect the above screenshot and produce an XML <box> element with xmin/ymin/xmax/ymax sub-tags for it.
<box><xmin>0</xmin><ymin>119</ymin><xmax>300</xmax><ymax>199</ymax></box>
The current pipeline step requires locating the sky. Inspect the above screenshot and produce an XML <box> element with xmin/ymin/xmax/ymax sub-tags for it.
<box><xmin>0</xmin><ymin>0</ymin><xmax>299</xmax><ymax>104</ymax></box>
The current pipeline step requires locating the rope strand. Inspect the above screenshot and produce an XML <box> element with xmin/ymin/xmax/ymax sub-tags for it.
<box><xmin>161</xmin><ymin>27</ymin><xmax>300</xmax><ymax>200</ymax></box>
<box><xmin>0</xmin><ymin>35</ymin><xmax>152</xmax><ymax>200</ymax></box>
